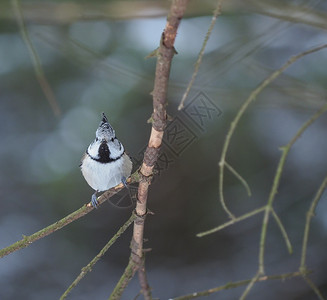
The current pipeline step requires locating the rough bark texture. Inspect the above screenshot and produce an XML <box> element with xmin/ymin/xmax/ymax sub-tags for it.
<box><xmin>132</xmin><ymin>0</ymin><xmax>189</xmax><ymax>258</ymax></box>
<box><xmin>109</xmin><ymin>1</ymin><xmax>189</xmax><ymax>299</ymax></box>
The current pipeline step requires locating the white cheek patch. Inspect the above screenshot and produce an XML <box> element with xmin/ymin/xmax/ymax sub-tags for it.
<box><xmin>108</xmin><ymin>140</ymin><xmax>124</xmax><ymax>159</ymax></box>
<box><xmin>87</xmin><ymin>140</ymin><xmax>101</xmax><ymax>159</ymax></box>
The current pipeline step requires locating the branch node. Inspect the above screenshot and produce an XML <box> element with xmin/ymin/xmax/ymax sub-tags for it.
<box><xmin>139</xmin><ymin>167</ymin><xmax>154</xmax><ymax>184</ymax></box>
<box><xmin>134</xmin><ymin>210</ymin><xmax>147</xmax><ymax>221</ymax></box>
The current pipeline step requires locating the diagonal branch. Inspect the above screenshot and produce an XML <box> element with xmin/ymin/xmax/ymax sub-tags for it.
<box><xmin>225</xmin><ymin>161</ymin><xmax>252</xmax><ymax>197</ymax></box>
<box><xmin>172</xmin><ymin>270</ymin><xmax>311</xmax><ymax>300</ymax></box>
<box><xmin>271</xmin><ymin>208</ymin><xmax>292</xmax><ymax>254</ymax></box>
<box><xmin>300</xmin><ymin>175</ymin><xmax>327</xmax><ymax>272</ymax></box>
<box><xmin>197</xmin><ymin>206</ymin><xmax>266</xmax><ymax>237</ymax></box>
<box><xmin>302</xmin><ymin>276</ymin><xmax>326</xmax><ymax>300</ymax></box>
<box><xmin>11</xmin><ymin>0</ymin><xmax>61</xmax><ymax>116</ymax></box>
<box><xmin>60</xmin><ymin>213</ymin><xmax>136</xmax><ymax>300</ymax></box>
<box><xmin>0</xmin><ymin>173</ymin><xmax>139</xmax><ymax>259</ymax></box>
<box><xmin>178</xmin><ymin>0</ymin><xmax>224</xmax><ymax>110</ymax></box>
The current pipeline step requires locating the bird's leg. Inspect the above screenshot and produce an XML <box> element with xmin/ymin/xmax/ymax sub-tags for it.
<box><xmin>121</xmin><ymin>176</ymin><xmax>134</xmax><ymax>204</ymax></box>
<box><xmin>121</xmin><ymin>176</ymin><xmax>128</xmax><ymax>188</ymax></box>
<box><xmin>91</xmin><ymin>191</ymin><xmax>98</xmax><ymax>208</ymax></box>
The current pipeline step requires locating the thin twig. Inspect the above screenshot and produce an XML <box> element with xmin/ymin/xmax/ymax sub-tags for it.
<box><xmin>240</xmin><ymin>103</ymin><xmax>327</xmax><ymax>299</ymax></box>
<box><xmin>11</xmin><ymin>0</ymin><xmax>61</xmax><ymax>116</ymax></box>
<box><xmin>0</xmin><ymin>173</ymin><xmax>140</xmax><ymax>259</ymax></box>
<box><xmin>303</xmin><ymin>276</ymin><xmax>326</xmax><ymax>300</ymax></box>
<box><xmin>197</xmin><ymin>206</ymin><xmax>266</xmax><ymax>237</ymax></box>
<box><xmin>240</xmin><ymin>271</ymin><xmax>261</xmax><ymax>300</ymax></box>
<box><xmin>108</xmin><ymin>1</ymin><xmax>189</xmax><ymax>299</ymax></box>
<box><xmin>178</xmin><ymin>0</ymin><xmax>224</xmax><ymax>110</ymax></box>
<box><xmin>225</xmin><ymin>161</ymin><xmax>252</xmax><ymax>196</ymax></box>
<box><xmin>271</xmin><ymin>208</ymin><xmax>293</xmax><ymax>254</ymax></box>
<box><xmin>2</xmin><ymin>2</ymin><xmax>327</xmax><ymax>30</ymax></box>
<box><xmin>217</xmin><ymin>45</ymin><xmax>327</xmax><ymax>299</ymax></box>
<box><xmin>300</xmin><ymin>176</ymin><xmax>327</xmax><ymax>272</ymax></box>
<box><xmin>60</xmin><ymin>213</ymin><xmax>136</xmax><ymax>300</ymax></box>
<box><xmin>259</xmin><ymin>103</ymin><xmax>327</xmax><ymax>274</ymax></box>
<box><xmin>172</xmin><ymin>270</ymin><xmax>310</xmax><ymax>300</ymax></box>
<box><xmin>109</xmin><ymin>258</ymin><xmax>140</xmax><ymax>300</ymax></box>
<box><xmin>218</xmin><ymin>43</ymin><xmax>327</xmax><ymax>219</ymax></box>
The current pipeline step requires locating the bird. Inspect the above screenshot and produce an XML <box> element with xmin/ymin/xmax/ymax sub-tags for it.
<box><xmin>80</xmin><ymin>113</ymin><xmax>133</xmax><ymax>208</ymax></box>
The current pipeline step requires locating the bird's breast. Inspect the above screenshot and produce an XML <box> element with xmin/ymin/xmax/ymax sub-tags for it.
<box><xmin>81</xmin><ymin>153</ymin><xmax>132</xmax><ymax>192</ymax></box>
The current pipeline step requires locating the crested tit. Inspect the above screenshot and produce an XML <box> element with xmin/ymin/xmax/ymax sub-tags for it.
<box><xmin>80</xmin><ymin>113</ymin><xmax>132</xmax><ymax>208</ymax></box>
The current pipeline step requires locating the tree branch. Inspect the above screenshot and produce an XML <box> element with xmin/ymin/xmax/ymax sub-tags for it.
<box><xmin>178</xmin><ymin>0</ymin><xmax>224</xmax><ymax>110</ymax></box>
<box><xmin>108</xmin><ymin>257</ymin><xmax>139</xmax><ymax>300</ymax></box>
<box><xmin>300</xmin><ymin>175</ymin><xmax>327</xmax><ymax>272</ymax></box>
<box><xmin>197</xmin><ymin>206</ymin><xmax>266</xmax><ymax>237</ymax></box>
<box><xmin>138</xmin><ymin>257</ymin><xmax>152</xmax><ymax>300</ymax></box>
<box><xmin>11</xmin><ymin>0</ymin><xmax>61</xmax><ymax>116</ymax></box>
<box><xmin>0</xmin><ymin>173</ymin><xmax>139</xmax><ymax>259</ymax></box>
<box><xmin>219</xmin><ymin>43</ymin><xmax>327</xmax><ymax>220</ymax></box>
<box><xmin>239</xmin><ymin>103</ymin><xmax>327</xmax><ymax>299</ymax></box>
<box><xmin>259</xmin><ymin>102</ymin><xmax>327</xmax><ymax>275</ymax></box>
<box><xmin>3</xmin><ymin>1</ymin><xmax>327</xmax><ymax>31</ymax></box>
<box><xmin>172</xmin><ymin>270</ymin><xmax>311</xmax><ymax>300</ymax></box>
<box><xmin>60</xmin><ymin>213</ymin><xmax>136</xmax><ymax>300</ymax></box>
<box><xmin>108</xmin><ymin>1</ymin><xmax>189</xmax><ymax>298</ymax></box>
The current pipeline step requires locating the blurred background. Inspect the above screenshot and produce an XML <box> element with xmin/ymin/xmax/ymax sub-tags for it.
<box><xmin>1</xmin><ymin>0</ymin><xmax>327</xmax><ymax>299</ymax></box>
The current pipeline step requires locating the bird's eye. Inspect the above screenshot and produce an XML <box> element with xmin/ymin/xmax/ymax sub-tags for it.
<box><xmin>111</xmin><ymin>137</ymin><xmax>114</xmax><ymax>142</ymax></box>
<box><xmin>95</xmin><ymin>138</ymin><xmax>98</xmax><ymax>141</ymax></box>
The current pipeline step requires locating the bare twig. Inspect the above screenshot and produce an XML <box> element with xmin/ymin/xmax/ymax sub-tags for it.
<box><xmin>197</xmin><ymin>206</ymin><xmax>266</xmax><ymax>237</ymax></box>
<box><xmin>60</xmin><ymin>213</ymin><xmax>136</xmax><ymax>300</ymax></box>
<box><xmin>271</xmin><ymin>208</ymin><xmax>293</xmax><ymax>254</ymax></box>
<box><xmin>2</xmin><ymin>1</ymin><xmax>327</xmax><ymax>31</ymax></box>
<box><xmin>108</xmin><ymin>1</ymin><xmax>189</xmax><ymax>299</ymax></box>
<box><xmin>178</xmin><ymin>0</ymin><xmax>224</xmax><ymax>110</ymax></box>
<box><xmin>259</xmin><ymin>103</ymin><xmax>327</xmax><ymax>274</ymax></box>
<box><xmin>109</xmin><ymin>257</ymin><xmax>139</xmax><ymax>300</ymax></box>
<box><xmin>248</xmin><ymin>0</ymin><xmax>327</xmax><ymax>30</ymax></box>
<box><xmin>11</xmin><ymin>0</ymin><xmax>61</xmax><ymax>116</ymax></box>
<box><xmin>216</xmin><ymin>43</ymin><xmax>327</xmax><ymax>299</ymax></box>
<box><xmin>303</xmin><ymin>276</ymin><xmax>326</xmax><ymax>300</ymax></box>
<box><xmin>218</xmin><ymin>43</ymin><xmax>327</xmax><ymax>219</ymax></box>
<box><xmin>0</xmin><ymin>173</ymin><xmax>140</xmax><ymax>259</ymax></box>
<box><xmin>240</xmin><ymin>271</ymin><xmax>260</xmax><ymax>300</ymax></box>
<box><xmin>172</xmin><ymin>270</ymin><xmax>311</xmax><ymax>300</ymax></box>
<box><xmin>225</xmin><ymin>161</ymin><xmax>251</xmax><ymax>196</ymax></box>
<box><xmin>240</xmin><ymin>103</ymin><xmax>327</xmax><ymax>299</ymax></box>
<box><xmin>300</xmin><ymin>175</ymin><xmax>327</xmax><ymax>272</ymax></box>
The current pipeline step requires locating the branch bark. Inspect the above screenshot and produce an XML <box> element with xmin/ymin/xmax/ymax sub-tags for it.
<box><xmin>172</xmin><ymin>270</ymin><xmax>311</xmax><ymax>300</ymax></box>
<box><xmin>138</xmin><ymin>257</ymin><xmax>152</xmax><ymax>300</ymax></box>
<box><xmin>60</xmin><ymin>213</ymin><xmax>136</xmax><ymax>300</ymax></box>
<box><xmin>108</xmin><ymin>1</ymin><xmax>189</xmax><ymax>299</ymax></box>
<box><xmin>133</xmin><ymin>0</ymin><xmax>189</xmax><ymax>277</ymax></box>
<box><xmin>0</xmin><ymin>173</ymin><xmax>139</xmax><ymax>259</ymax></box>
